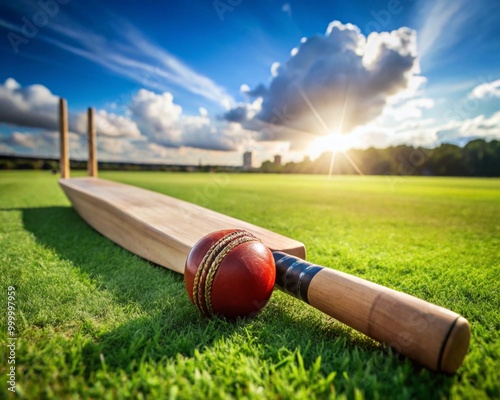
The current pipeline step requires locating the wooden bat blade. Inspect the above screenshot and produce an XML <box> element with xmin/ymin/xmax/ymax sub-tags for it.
<box><xmin>59</xmin><ymin>177</ymin><xmax>306</xmax><ymax>273</ymax></box>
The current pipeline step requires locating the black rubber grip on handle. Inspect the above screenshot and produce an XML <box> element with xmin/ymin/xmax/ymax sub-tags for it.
<box><xmin>273</xmin><ymin>251</ymin><xmax>323</xmax><ymax>303</ymax></box>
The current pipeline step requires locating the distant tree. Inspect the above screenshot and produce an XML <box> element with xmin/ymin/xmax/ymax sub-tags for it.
<box><xmin>260</xmin><ymin>160</ymin><xmax>275</xmax><ymax>173</ymax></box>
<box><xmin>464</xmin><ymin>139</ymin><xmax>500</xmax><ymax>177</ymax></box>
<box><xmin>258</xmin><ymin>139</ymin><xmax>499</xmax><ymax>177</ymax></box>
<box><xmin>0</xmin><ymin>161</ymin><xmax>14</xmax><ymax>170</ymax></box>
<box><xmin>428</xmin><ymin>144</ymin><xmax>468</xmax><ymax>176</ymax></box>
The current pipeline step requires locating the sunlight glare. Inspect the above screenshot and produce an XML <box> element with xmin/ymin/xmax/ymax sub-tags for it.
<box><xmin>307</xmin><ymin>133</ymin><xmax>356</xmax><ymax>160</ymax></box>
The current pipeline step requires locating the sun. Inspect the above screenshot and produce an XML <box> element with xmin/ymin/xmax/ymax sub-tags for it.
<box><xmin>307</xmin><ymin>133</ymin><xmax>357</xmax><ymax>160</ymax></box>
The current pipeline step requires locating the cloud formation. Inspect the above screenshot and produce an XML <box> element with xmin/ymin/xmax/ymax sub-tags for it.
<box><xmin>74</xmin><ymin>109</ymin><xmax>142</xmax><ymax>139</ymax></box>
<box><xmin>414</xmin><ymin>0</ymin><xmax>498</xmax><ymax>68</ymax></box>
<box><xmin>0</xmin><ymin>1</ymin><xmax>233</xmax><ymax>107</ymax></box>
<box><xmin>350</xmin><ymin>109</ymin><xmax>500</xmax><ymax>151</ymax></box>
<box><xmin>1</xmin><ymin>129</ymin><xmax>83</xmax><ymax>157</ymax></box>
<box><xmin>415</xmin><ymin>0</ymin><xmax>470</xmax><ymax>62</ymax></box>
<box><xmin>0</xmin><ymin>78</ymin><xmax>254</xmax><ymax>153</ymax></box>
<box><xmin>0</xmin><ymin>78</ymin><xmax>143</xmax><ymax>140</ymax></box>
<box><xmin>130</xmin><ymin>89</ymin><xmax>254</xmax><ymax>151</ymax></box>
<box><xmin>129</xmin><ymin>89</ymin><xmax>183</xmax><ymax>146</ymax></box>
<box><xmin>0</xmin><ymin>78</ymin><xmax>59</xmax><ymax>130</ymax></box>
<box><xmin>226</xmin><ymin>21</ymin><xmax>420</xmax><ymax>138</ymax></box>
<box><xmin>470</xmin><ymin>79</ymin><xmax>500</xmax><ymax>99</ymax></box>
<box><xmin>436</xmin><ymin>111</ymin><xmax>500</xmax><ymax>142</ymax></box>
<box><xmin>384</xmin><ymin>98</ymin><xmax>435</xmax><ymax>121</ymax></box>
<box><xmin>44</xmin><ymin>19</ymin><xmax>233</xmax><ymax>107</ymax></box>
<box><xmin>2</xmin><ymin>131</ymin><xmax>42</xmax><ymax>148</ymax></box>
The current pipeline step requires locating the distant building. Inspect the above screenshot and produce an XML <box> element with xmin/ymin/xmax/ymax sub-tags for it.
<box><xmin>243</xmin><ymin>151</ymin><xmax>252</xmax><ymax>170</ymax></box>
<box><xmin>274</xmin><ymin>155</ymin><xmax>282</xmax><ymax>166</ymax></box>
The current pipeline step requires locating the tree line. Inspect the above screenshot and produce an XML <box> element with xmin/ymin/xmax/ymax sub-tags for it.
<box><xmin>260</xmin><ymin>139</ymin><xmax>500</xmax><ymax>177</ymax></box>
<box><xmin>0</xmin><ymin>156</ymin><xmax>238</xmax><ymax>173</ymax></box>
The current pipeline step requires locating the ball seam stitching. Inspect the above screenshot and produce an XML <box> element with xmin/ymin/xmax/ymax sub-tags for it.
<box><xmin>204</xmin><ymin>234</ymin><xmax>260</xmax><ymax>316</ymax></box>
<box><xmin>192</xmin><ymin>230</ymin><xmax>249</xmax><ymax>315</ymax></box>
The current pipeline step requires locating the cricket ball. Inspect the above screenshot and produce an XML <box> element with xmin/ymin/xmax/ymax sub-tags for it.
<box><xmin>184</xmin><ymin>229</ymin><xmax>276</xmax><ymax>319</ymax></box>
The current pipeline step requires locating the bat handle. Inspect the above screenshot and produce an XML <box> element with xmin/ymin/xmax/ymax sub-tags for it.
<box><xmin>272</xmin><ymin>252</ymin><xmax>470</xmax><ymax>373</ymax></box>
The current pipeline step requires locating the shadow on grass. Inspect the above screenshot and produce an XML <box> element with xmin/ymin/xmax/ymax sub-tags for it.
<box><xmin>18</xmin><ymin>205</ymin><xmax>455</xmax><ymax>398</ymax></box>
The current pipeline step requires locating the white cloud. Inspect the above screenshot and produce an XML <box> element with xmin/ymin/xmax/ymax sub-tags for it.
<box><xmin>44</xmin><ymin>20</ymin><xmax>233</xmax><ymax>107</ymax></box>
<box><xmin>270</xmin><ymin>62</ymin><xmax>280</xmax><ymax>77</ymax></box>
<box><xmin>129</xmin><ymin>89</ymin><xmax>183</xmax><ymax>147</ymax></box>
<box><xmin>182</xmin><ymin>120</ymin><xmax>254</xmax><ymax>152</ymax></box>
<box><xmin>415</xmin><ymin>0</ymin><xmax>497</xmax><ymax>67</ymax></box>
<box><xmin>128</xmin><ymin>88</ymin><xmax>256</xmax><ymax>151</ymax></box>
<box><xmin>128</xmin><ymin>90</ymin><xmax>250</xmax><ymax>151</ymax></box>
<box><xmin>416</xmin><ymin>0</ymin><xmax>469</xmax><ymax>61</ymax></box>
<box><xmin>470</xmin><ymin>79</ymin><xmax>500</xmax><ymax>99</ymax></box>
<box><xmin>0</xmin><ymin>129</ymin><xmax>82</xmax><ymax>157</ymax></box>
<box><xmin>97</xmin><ymin>137</ymin><xmax>136</xmax><ymax>155</ymax></box>
<box><xmin>351</xmin><ymin>121</ymin><xmax>438</xmax><ymax>149</ymax></box>
<box><xmin>225</xmin><ymin>21</ymin><xmax>421</xmax><ymax>141</ymax></box>
<box><xmin>384</xmin><ymin>98</ymin><xmax>435</xmax><ymax>121</ymax></box>
<box><xmin>0</xmin><ymin>78</ymin><xmax>145</xmax><ymax>142</ymax></box>
<box><xmin>147</xmin><ymin>143</ymin><xmax>171</xmax><ymax>158</ymax></box>
<box><xmin>351</xmin><ymin>109</ymin><xmax>500</xmax><ymax>150</ymax></box>
<box><xmin>74</xmin><ymin>109</ymin><xmax>142</xmax><ymax>139</ymax></box>
<box><xmin>0</xmin><ymin>78</ymin><xmax>257</xmax><ymax>154</ymax></box>
<box><xmin>199</xmin><ymin>107</ymin><xmax>208</xmax><ymax>117</ymax></box>
<box><xmin>95</xmin><ymin>111</ymin><xmax>142</xmax><ymax>138</ymax></box>
<box><xmin>395</xmin><ymin>118</ymin><xmax>437</xmax><ymax>131</ymax></box>
<box><xmin>436</xmin><ymin>111</ymin><xmax>500</xmax><ymax>142</ymax></box>
<box><xmin>5</xmin><ymin>131</ymin><xmax>39</xmax><ymax>148</ymax></box>
<box><xmin>0</xmin><ymin>78</ymin><xmax>59</xmax><ymax>130</ymax></box>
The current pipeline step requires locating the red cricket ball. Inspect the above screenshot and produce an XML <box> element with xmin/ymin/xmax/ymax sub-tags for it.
<box><xmin>184</xmin><ymin>229</ymin><xmax>276</xmax><ymax>319</ymax></box>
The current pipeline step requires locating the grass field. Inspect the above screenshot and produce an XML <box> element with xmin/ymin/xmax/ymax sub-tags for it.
<box><xmin>0</xmin><ymin>171</ymin><xmax>499</xmax><ymax>399</ymax></box>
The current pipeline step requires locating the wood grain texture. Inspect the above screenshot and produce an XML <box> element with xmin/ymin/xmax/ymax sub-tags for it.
<box><xmin>87</xmin><ymin>107</ymin><xmax>98</xmax><ymax>178</ymax></box>
<box><xmin>59</xmin><ymin>177</ymin><xmax>306</xmax><ymax>274</ymax></box>
<box><xmin>59</xmin><ymin>98</ymin><xmax>69</xmax><ymax>179</ymax></box>
<box><xmin>307</xmin><ymin>268</ymin><xmax>470</xmax><ymax>373</ymax></box>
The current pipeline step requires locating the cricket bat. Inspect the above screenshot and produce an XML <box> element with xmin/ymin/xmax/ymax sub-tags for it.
<box><xmin>58</xmin><ymin>98</ymin><xmax>470</xmax><ymax>373</ymax></box>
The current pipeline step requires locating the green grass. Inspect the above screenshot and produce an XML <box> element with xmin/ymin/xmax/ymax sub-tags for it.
<box><xmin>0</xmin><ymin>171</ymin><xmax>498</xmax><ymax>399</ymax></box>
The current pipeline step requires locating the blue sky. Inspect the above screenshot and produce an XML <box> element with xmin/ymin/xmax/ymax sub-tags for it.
<box><xmin>0</xmin><ymin>0</ymin><xmax>499</xmax><ymax>166</ymax></box>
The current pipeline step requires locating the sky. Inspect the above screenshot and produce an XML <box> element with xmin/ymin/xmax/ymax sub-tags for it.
<box><xmin>0</xmin><ymin>0</ymin><xmax>499</xmax><ymax>166</ymax></box>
